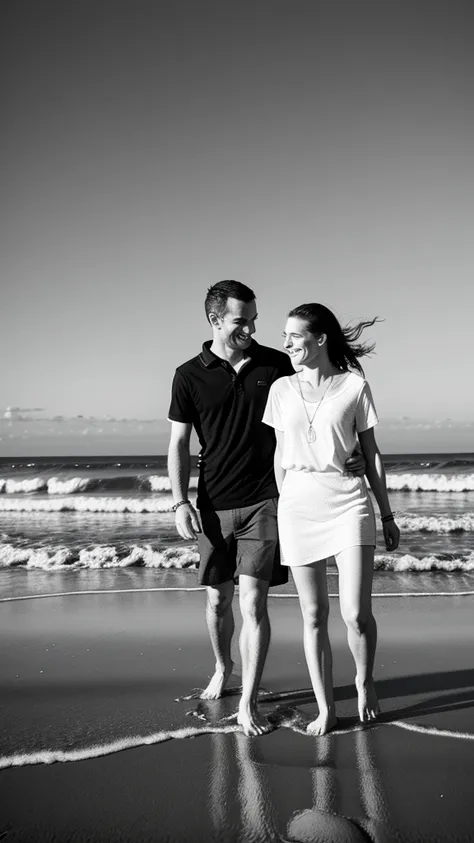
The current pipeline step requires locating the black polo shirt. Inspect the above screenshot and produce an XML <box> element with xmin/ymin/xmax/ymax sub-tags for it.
<box><xmin>168</xmin><ymin>339</ymin><xmax>294</xmax><ymax>510</ymax></box>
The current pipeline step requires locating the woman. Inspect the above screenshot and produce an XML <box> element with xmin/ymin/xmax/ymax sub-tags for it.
<box><xmin>263</xmin><ymin>303</ymin><xmax>400</xmax><ymax>736</ymax></box>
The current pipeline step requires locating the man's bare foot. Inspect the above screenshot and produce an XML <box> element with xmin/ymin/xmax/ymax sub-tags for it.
<box><xmin>200</xmin><ymin>661</ymin><xmax>234</xmax><ymax>700</ymax></box>
<box><xmin>307</xmin><ymin>710</ymin><xmax>338</xmax><ymax>737</ymax></box>
<box><xmin>355</xmin><ymin>676</ymin><xmax>380</xmax><ymax>722</ymax></box>
<box><xmin>237</xmin><ymin>701</ymin><xmax>273</xmax><ymax>737</ymax></box>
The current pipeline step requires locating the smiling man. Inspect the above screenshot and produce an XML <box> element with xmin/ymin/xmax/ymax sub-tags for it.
<box><xmin>167</xmin><ymin>280</ymin><xmax>364</xmax><ymax>736</ymax></box>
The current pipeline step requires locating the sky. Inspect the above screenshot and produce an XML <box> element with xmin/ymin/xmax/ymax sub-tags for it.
<box><xmin>1</xmin><ymin>0</ymin><xmax>473</xmax><ymax>455</ymax></box>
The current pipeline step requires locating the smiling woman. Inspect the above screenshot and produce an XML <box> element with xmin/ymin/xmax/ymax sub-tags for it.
<box><xmin>263</xmin><ymin>301</ymin><xmax>400</xmax><ymax>736</ymax></box>
<box><xmin>283</xmin><ymin>303</ymin><xmax>379</xmax><ymax>375</ymax></box>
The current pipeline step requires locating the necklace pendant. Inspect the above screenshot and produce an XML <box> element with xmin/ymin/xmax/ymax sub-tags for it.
<box><xmin>307</xmin><ymin>425</ymin><xmax>316</xmax><ymax>444</ymax></box>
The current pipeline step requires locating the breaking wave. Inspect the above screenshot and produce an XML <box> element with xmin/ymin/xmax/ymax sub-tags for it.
<box><xmin>1</xmin><ymin>541</ymin><xmax>474</xmax><ymax>573</ymax></box>
<box><xmin>0</xmin><ymin>474</ymin><xmax>199</xmax><ymax>495</ymax></box>
<box><xmin>0</xmin><ymin>495</ymin><xmax>185</xmax><ymax>513</ymax></box>
<box><xmin>387</xmin><ymin>473</ymin><xmax>474</xmax><ymax>492</ymax></box>
<box><xmin>397</xmin><ymin>513</ymin><xmax>474</xmax><ymax>532</ymax></box>
<box><xmin>0</xmin><ymin>543</ymin><xmax>199</xmax><ymax>570</ymax></box>
<box><xmin>2</xmin><ymin>471</ymin><xmax>474</xmax><ymax>496</ymax></box>
<box><xmin>374</xmin><ymin>551</ymin><xmax>474</xmax><ymax>572</ymax></box>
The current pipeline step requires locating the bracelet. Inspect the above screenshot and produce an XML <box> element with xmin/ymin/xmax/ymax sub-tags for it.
<box><xmin>172</xmin><ymin>499</ymin><xmax>191</xmax><ymax>512</ymax></box>
<box><xmin>381</xmin><ymin>512</ymin><xmax>395</xmax><ymax>523</ymax></box>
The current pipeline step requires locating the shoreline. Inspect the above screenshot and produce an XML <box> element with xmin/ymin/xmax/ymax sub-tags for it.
<box><xmin>2</xmin><ymin>588</ymin><xmax>474</xmax><ymax>840</ymax></box>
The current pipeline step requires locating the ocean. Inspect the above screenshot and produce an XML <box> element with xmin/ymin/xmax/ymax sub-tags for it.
<box><xmin>1</xmin><ymin>453</ymin><xmax>474</xmax><ymax>584</ymax></box>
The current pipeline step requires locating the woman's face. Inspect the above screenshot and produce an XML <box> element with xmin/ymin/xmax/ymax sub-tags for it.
<box><xmin>282</xmin><ymin>316</ymin><xmax>322</xmax><ymax>367</ymax></box>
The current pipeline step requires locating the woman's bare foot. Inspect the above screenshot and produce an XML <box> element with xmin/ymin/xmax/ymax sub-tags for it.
<box><xmin>200</xmin><ymin>660</ymin><xmax>234</xmax><ymax>700</ymax></box>
<box><xmin>355</xmin><ymin>676</ymin><xmax>380</xmax><ymax>722</ymax></box>
<box><xmin>237</xmin><ymin>701</ymin><xmax>273</xmax><ymax>737</ymax></box>
<box><xmin>307</xmin><ymin>710</ymin><xmax>338</xmax><ymax>737</ymax></box>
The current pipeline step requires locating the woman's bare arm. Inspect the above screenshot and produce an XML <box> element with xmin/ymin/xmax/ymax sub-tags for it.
<box><xmin>358</xmin><ymin>426</ymin><xmax>400</xmax><ymax>551</ymax></box>
<box><xmin>357</xmin><ymin>427</ymin><xmax>391</xmax><ymax>516</ymax></box>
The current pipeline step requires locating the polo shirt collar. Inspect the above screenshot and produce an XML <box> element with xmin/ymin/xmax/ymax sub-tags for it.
<box><xmin>200</xmin><ymin>339</ymin><xmax>259</xmax><ymax>368</ymax></box>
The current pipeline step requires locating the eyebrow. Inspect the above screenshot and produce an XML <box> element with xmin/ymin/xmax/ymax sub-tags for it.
<box><xmin>233</xmin><ymin>313</ymin><xmax>258</xmax><ymax>323</ymax></box>
<box><xmin>282</xmin><ymin>331</ymin><xmax>302</xmax><ymax>337</ymax></box>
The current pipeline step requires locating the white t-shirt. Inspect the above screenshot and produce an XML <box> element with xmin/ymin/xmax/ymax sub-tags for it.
<box><xmin>262</xmin><ymin>371</ymin><xmax>378</xmax><ymax>474</ymax></box>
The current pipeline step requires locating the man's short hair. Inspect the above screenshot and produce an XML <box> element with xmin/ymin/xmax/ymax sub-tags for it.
<box><xmin>204</xmin><ymin>280</ymin><xmax>256</xmax><ymax>322</ymax></box>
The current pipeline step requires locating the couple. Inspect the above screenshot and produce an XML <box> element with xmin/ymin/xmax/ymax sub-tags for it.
<box><xmin>168</xmin><ymin>280</ymin><xmax>400</xmax><ymax>737</ymax></box>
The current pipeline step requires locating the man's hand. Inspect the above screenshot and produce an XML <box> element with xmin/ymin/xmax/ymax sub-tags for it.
<box><xmin>383</xmin><ymin>520</ymin><xmax>400</xmax><ymax>551</ymax></box>
<box><xmin>175</xmin><ymin>503</ymin><xmax>202</xmax><ymax>541</ymax></box>
<box><xmin>344</xmin><ymin>448</ymin><xmax>366</xmax><ymax>477</ymax></box>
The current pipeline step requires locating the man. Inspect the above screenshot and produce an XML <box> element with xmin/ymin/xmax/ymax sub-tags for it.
<box><xmin>167</xmin><ymin>280</ymin><xmax>364</xmax><ymax>736</ymax></box>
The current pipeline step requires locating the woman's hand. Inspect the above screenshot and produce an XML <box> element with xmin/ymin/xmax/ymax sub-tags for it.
<box><xmin>383</xmin><ymin>519</ymin><xmax>400</xmax><ymax>551</ymax></box>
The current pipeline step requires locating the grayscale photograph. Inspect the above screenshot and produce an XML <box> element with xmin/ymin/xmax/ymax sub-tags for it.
<box><xmin>1</xmin><ymin>1</ymin><xmax>474</xmax><ymax>841</ymax></box>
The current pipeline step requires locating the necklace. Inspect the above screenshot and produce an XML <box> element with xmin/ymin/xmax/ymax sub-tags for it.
<box><xmin>296</xmin><ymin>375</ymin><xmax>333</xmax><ymax>443</ymax></box>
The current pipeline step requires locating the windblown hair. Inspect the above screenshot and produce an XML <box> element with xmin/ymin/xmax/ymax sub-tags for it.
<box><xmin>288</xmin><ymin>303</ymin><xmax>381</xmax><ymax>377</ymax></box>
<box><xmin>204</xmin><ymin>280</ymin><xmax>256</xmax><ymax>322</ymax></box>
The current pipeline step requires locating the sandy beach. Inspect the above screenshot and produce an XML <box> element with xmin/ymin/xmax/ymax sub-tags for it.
<box><xmin>2</xmin><ymin>581</ymin><xmax>474</xmax><ymax>842</ymax></box>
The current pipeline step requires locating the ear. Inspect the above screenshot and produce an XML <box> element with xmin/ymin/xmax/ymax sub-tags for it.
<box><xmin>318</xmin><ymin>333</ymin><xmax>327</xmax><ymax>347</ymax></box>
<box><xmin>209</xmin><ymin>312</ymin><xmax>221</xmax><ymax>328</ymax></box>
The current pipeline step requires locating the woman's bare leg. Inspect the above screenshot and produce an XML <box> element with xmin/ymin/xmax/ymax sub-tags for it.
<box><xmin>336</xmin><ymin>545</ymin><xmax>379</xmax><ymax>722</ymax></box>
<box><xmin>291</xmin><ymin>561</ymin><xmax>337</xmax><ymax>736</ymax></box>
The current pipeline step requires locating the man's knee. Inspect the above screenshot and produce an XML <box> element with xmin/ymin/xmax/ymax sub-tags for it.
<box><xmin>239</xmin><ymin>580</ymin><xmax>269</xmax><ymax>623</ymax></box>
<box><xmin>206</xmin><ymin>584</ymin><xmax>234</xmax><ymax>616</ymax></box>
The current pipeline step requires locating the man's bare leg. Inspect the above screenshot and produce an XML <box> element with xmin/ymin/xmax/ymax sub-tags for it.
<box><xmin>201</xmin><ymin>580</ymin><xmax>236</xmax><ymax>700</ymax></box>
<box><xmin>237</xmin><ymin>575</ymin><xmax>272</xmax><ymax>736</ymax></box>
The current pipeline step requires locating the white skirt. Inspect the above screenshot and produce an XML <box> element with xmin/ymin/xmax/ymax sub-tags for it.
<box><xmin>278</xmin><ymin>469</ymin><xmax>376</xmax><ymax>566</ymax></box>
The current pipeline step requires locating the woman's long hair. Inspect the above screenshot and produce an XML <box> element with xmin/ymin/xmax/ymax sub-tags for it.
<box><xmin>287</xmin><ymin>303</ymin><xmax>380</xmax><ymax>377</ymax></box>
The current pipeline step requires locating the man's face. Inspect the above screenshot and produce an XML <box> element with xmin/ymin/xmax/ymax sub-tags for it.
<box><xmin>211</xmin><ymin>297</ymin><xmax>258</xmax><ymax>351</ymax></box>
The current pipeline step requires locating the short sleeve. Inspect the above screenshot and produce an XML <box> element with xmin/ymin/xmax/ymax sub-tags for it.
<box><xmin>355</xmin><ymin>381</ymin><xmax>379</xmax><ymax>433</ymax></box>
<box><xmin>262</xmin><ymin>382</ymin><xmax>284</xmax><ymax>431</ymax></box>
<box><xmin>279</xmin><ymin>355</ymin><xmax>295</xmax><ymax>378</ymax></box>
<box><xmin>168</xmin><ymin>370</ymin><xmax>195</xmax><ymax>423</ymax></box>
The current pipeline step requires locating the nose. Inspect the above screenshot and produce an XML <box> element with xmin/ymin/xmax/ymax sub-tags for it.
<box><xmin>284</xmin><ymin>337</ymin><xmax>292</xmax><ymax>349</ymax></box>
<box><xmin>245</xmin><ymin>321</ymin><xmax>255</xmax><ymax>336</ymax></box>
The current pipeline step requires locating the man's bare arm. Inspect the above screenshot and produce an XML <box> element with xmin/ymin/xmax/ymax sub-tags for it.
<box><xmin>274</xmin><ymin>429</ymin><xmax>286</xmax><ymax>493</ymax></box>
<box><xmin>167</xmin><ymin>421</ymin><xmax>202</xmax><ymax>540</ymax></box>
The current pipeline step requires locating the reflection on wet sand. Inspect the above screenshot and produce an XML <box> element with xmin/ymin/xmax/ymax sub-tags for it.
<box><xmin>204</xmin><ymin>693</ymin><xmax>400</xmax><ymax>842</ymax></box>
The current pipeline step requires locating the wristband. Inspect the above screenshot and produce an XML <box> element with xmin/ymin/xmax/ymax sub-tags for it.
<box><xmin>381</xmin><ymin>512</ymin><xmax>394</xmax><ymax>523</ymax></box>
<box><xmin>172</xmin><ymin>499</ymin><xmax>191</xmax><ymax>512</ymax></box>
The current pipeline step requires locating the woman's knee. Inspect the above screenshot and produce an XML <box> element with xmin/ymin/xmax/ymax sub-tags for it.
<box><xmin>300</xmin><ymin>600</ymin><xmax>330</xmax><ymax>629</ymax></box>
<box><xmin>341</xmin><ymin>605</ymin><xmax>372</xmax><ymax>635</ymax></box>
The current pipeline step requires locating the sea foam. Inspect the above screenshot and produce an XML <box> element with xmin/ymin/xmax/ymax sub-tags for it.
<box><xmin>374</xmin><ymin>551</ymin><xmax>474</xmax><ymax>572</ymax></box>
<box><xmin>0</xmin><ymin>495</ymin><xmax>182</xmax><ymax>513</ymax></box>
<box><xmin>0</xmin><ymin>473</ymin><xmax>199</xmax><ymax>494</ymax></box>
<box><xmin>1</xmin><ymin>541</ymin><xmax>474</xmax><ymax>573</ymax></box>
<box><xmin>0</xmin><ymin>543</ymin><xmax>200</xmax><ymax>571</ymax></box>
<box><xmin>4</xmin><ymin>477</ymin><xmax>48</xmax><ymax>494</ymax></box>
<box><xmin>386</xmin><ymin>473</ymin><xmax>474</xmax><ymax>492</ymax></box>
<box><xmin>397</xmin><ymin>514</ymin><xmax>474</xmax><ymax>532</ymax></box>
<box><xmin>148</xmin><ymin>475</ymin><xmax>198</xmax><ymax>492</ymax></box>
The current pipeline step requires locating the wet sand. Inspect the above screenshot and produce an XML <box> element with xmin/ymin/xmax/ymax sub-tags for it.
<box><xmin>2</xmin><ymin>585</ymin><xmax>474</xmax><ymax>841</ymax></box>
